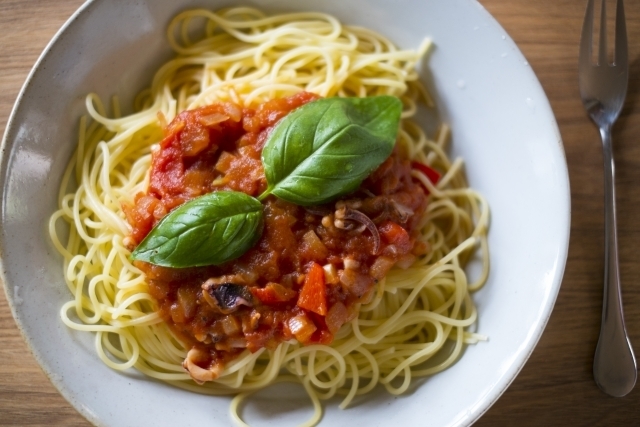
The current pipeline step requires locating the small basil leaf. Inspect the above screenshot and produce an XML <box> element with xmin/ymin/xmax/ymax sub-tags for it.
<box><xmin>131</xmin><ymin>191</ymin><xmax>263</xmax><ymax>268</ymax></box>
<box><xmin>261</xmin><ymin>96</ymin><xmax>402</xmax><ymax>206</ymax></box>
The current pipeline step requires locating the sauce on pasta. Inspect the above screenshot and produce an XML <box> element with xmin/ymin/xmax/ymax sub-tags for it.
<box><xmin>125</xmin><ymin>92</ymin><xmax>429</xmax><ymax>383</ymax></box>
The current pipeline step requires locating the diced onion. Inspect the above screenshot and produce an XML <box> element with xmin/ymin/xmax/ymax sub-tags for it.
<box><xmin>220</xmin><ymin>315</ymin><xmax>240</xmax><ymax>336</ymax></box>
<box><xmin>370</xmin><ymin>256</ymin><xmax>395</xmax><ymax>281</ymax></box>
<box><xmin>326</xmin><ymin>302</ymin><xmax>348</xmax><ymax>334</ymax></box>
<box><xmin>323</xmin><ymin>264</ymin><xmax>339</xmax><ymax>284</ymax></box>
<box><xmin>198</xmin><ymin>113</ymin><xmax>229</xmax><ymax>126</ymax></box>
<box><xmin>288</xmin><ymin>314</ymin><xmax>316</xmax><ymax>342</ymax></box>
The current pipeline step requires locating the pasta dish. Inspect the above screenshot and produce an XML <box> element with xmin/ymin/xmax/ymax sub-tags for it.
<box><xmin>49</xmin><ymin>7</ymin><xmax>489</xmax><ymax>426</ymax></box>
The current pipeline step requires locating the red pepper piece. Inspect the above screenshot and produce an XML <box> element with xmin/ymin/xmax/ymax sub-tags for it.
<box><xmin>251</xmin><ymin>282</ymin><xmax>297</xmax><ymax>306</ymax></box>
<box><xmin>379</xmin><ymin>221</ymin><xmax>412</xmax><ymax>253</ymax></box>
<box><xmin>411</xmin><ymin>161</ymin><xmax>441</xmax><ymax>193</ymax></box>
<box><xmin>297</xmin><ymin>262</ymin><xmax>327</xmax><ymax>316</ymax></box>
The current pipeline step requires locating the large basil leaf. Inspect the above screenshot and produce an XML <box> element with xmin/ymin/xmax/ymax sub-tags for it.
<box><xmin>130</xmin><ymin>191</ymin><xmax>263</xmax><ymax>268</ymax></box>
<box><xmin>260</xmin><ymin>96</ymin><xmax>402</xmax><ymax>206</ymax></box>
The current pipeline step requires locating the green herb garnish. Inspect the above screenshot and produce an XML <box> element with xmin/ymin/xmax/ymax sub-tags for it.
<box><xmin>131</xmin><ymin>191</ymin><xmax>263</xmax><ymax>267</ymax></box>
<box><xmin>131</xmin><ymin>96</ymin><xmax>402</xmax><ymax>267</ymax></box>
<box><xmin>259</xmin><ymin>96</ymin><xmax>401</xmax><ymax>205</ymax></box>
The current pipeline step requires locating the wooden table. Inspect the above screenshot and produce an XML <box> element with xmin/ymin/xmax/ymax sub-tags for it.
<box><xmin>1</xmin><ymin>0</ymin><xmax>639</xmax><ymax>425</ymax></box>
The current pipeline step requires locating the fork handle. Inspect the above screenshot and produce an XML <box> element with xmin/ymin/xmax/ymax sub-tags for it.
<box><xmin>593</xmin><ymin>125</ymin><xmax>637</xmax><ymax>397</ymax></box>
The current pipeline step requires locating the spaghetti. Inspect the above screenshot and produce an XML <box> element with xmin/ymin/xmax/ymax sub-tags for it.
<box><xmin>49</xmin><ymin>7</ymin><xmax>489</xmax><ymax>426</ymax></box>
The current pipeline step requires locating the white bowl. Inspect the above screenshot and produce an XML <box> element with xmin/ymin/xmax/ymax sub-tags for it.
<box><xmin>0</xmin><ymin>0</ymin><xmax>570</xmax><ymax>426</ymax></box>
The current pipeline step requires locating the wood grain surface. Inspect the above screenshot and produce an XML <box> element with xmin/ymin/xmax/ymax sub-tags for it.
<box><xmin>1</xmin><ymin>0</ymin><xmax>639</xmax><ymax>425</ymax></box>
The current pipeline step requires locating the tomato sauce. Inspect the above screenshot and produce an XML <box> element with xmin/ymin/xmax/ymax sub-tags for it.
<box><xmin>124</xmin><ymin>92</ymin><xmax>428</xmax><ymax>383</ymax></box>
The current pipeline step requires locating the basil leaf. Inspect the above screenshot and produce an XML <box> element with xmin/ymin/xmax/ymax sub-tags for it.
<box><xmin>130</xmin><ymin>191</ymin><xmax>263</xmax><ymax>268</ymax></box>
<box><xmin>261</xmin><ymin>96</ymin><xmax>402</xmax><ymax>206</ymax></box>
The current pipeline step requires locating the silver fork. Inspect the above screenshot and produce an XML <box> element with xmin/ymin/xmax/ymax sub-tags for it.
<box><xmin>579</xmin><ymin>0</ymin><xmax>637</xmax><ymax>397</ymax></box>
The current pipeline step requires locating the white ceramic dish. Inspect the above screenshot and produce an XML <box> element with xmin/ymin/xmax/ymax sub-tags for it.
<box><xmin>0</xmin><ymin>0</ymin><xmax>570</xmax><ymax>426</ymax></box>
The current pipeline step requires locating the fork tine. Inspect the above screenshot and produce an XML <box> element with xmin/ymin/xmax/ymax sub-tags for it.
<box><xmin>598</xmin><ymin>0</ymin><xmax>608</xmax><ymax>65</ymax></box>
<box><xmin>615</xmin><ymin>0</ymin><xmax>628</xmax><ymax>67</ymax></box>
<box><xmin>580</xmin><ymin>0</ymin><xmax>595</xmax><ymax>68</ymax></box>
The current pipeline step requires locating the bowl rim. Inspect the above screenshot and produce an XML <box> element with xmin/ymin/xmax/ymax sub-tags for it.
<box><xmin>0</xmin><ymin>1</ymin><xmax>571</xmax><ymax>426</ymax></box>
<box><xmin>0</xmin><ymin>0</ymin><xmax>105</xmax><ymax>425</ymax></box>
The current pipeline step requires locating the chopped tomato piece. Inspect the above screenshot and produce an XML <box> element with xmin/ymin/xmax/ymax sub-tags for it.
<box><xmin>251</xmin><ymin>282</ymin><xmax>297</xmax><ymax>305</ymax></box>
<box><xmin>379</xmin><ymin>221</ymin><xmax>412</xmax><ymax>253</ymax></box>
<box><xmin>309</xmin><ymin>328</ymin><xmax>333</xmax><ymax>345</ymax></box>
<box><xmin>297</xmin><ymin>262</ymin><xmax>327</xmax><ymax>316</ymax></box>
<box><xmin>122</xmin><ymin>193</ymin><xmax>165</xmax><ymax>244</ymax></box>
<box><xmin>162</xmin><ymin>118</ymin><xmax>185</xmax><ymax>142</ymax></box>
<box><xmin>306</xmin><ymin>311</ymin><xmax>334</xmax><ymax>344</ymax></box>
<box><xmin>411</xmin><ymin>161</ymin><xmax>440</xmax><ymax>193</ymax></box>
